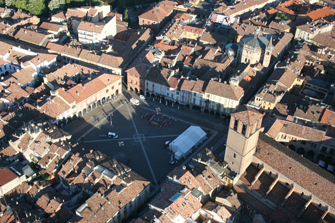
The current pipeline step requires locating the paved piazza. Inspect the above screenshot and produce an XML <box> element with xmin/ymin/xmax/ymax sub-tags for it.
<box><xmin>66</xmin><ymin>91</ymin><xmax>228</xmax><ymax>186</ymax></box>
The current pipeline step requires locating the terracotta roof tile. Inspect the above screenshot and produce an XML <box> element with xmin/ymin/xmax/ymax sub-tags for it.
<box><xmin>12</xmin><ymin>10</ymin><xmax>31</xmax><ymax>20</ymax></box>
<box><xmin>39</xmin><ymin>96</ymin><xmax>71</xmax><ymax>118</ymax></box>
<box><xmin>15</xmin><ymin>29</ymin><xmax>49</xmax><ymax>47</ymax></box>
<box><xmin>205</xmin><ymin>80</ymin><xmax>244</xmax><ymax>100</ymax></box>
<box><xmin>200</xmin><ymin>31</ymin><xmax>226</xmax><ymax>45</ymax></box>
<box><xmin>180</xmin><ymin>79</ymin><xmax>196</xmax><ymax>91</ymax></box>
<box><xmin>139</xmin><ymin>1</ymin><xmax>174</xmax><ymax>22</ymax></box>
<box><xmin>52</xmin><ymin>11</ymin><xmax>66</xmax><ymax>19</ymax></box>
<box><xmin>0</xmin><ymin>167</ymin><xmax>18</xmax><ymax>186</ymax></box>
<box><xmin>306</xmin><ymin>7</ymin><xmax>334</xmax><ymax>20</ymax></box>
<box><xmin>39</xmin><ymin>22</ymin><xmax>65</xmax><ymax>32</ymax></box>
<box><xmin>4</xmin><ymin>83</ymin><xmax>30</xmax><ymax>103</ymax></box>
<box><xmin>78</xmin><ymin>21</ymin><xmax>105</xmax><ymax>33</ymax></box>
<box><xmin>145</xmin><ymin>67</ymin><xmax>173</xmax><ymax>86</ymax></box>
<box><xmin>256</xmin><ymin>133</ymin><xmax>335</xmax><ymax>209</ymax></box>
<box><xmin>232</xmin><ymin>104</ymin><xmax>264</xmax><ymax>126</ymax></box>
<box><xmin>5</xmin><ymin>67</ymin><xmax>36</xmax><ymax>86</ymax></box>
<box><xmin>66</xmin><ymin>8</ymin><xmax>86</xmax><ymax>19</ymax></box>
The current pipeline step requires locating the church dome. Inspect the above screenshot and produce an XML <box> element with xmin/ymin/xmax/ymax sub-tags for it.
<box><xmin>240</xmin><ymin>28</ymin><xmax>270</xmax><ymax>49</ymax></box>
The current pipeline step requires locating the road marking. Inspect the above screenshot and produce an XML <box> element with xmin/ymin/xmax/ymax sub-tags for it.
<box><xmin>81</xmin><ymin>134</ymin><xmax>180</xmax><ymax>143</ymax></box>
<box><xmin>126</xmin><ymin>104</ymin><xmax>158</xmax><ymax>186</ymax></box>
<box><xmin>212</xmin><ymin>134</ymin><xmax>228</xmax><ymax>152</ymax></box>
<box><xmin>144</xmin><ymin>134</ymin><xmax>180</xmax><ymax>139</ymax></box>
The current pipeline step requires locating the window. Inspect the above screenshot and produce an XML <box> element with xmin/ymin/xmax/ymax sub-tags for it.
<box><xmin>321</xmin><ymin>146</ymin><xmax>327</xmax><ymax>153</ymax></box>
<box><xmin>234</xmin><ymin>153</ymin><xmax>236</xmax><ymax>158</ymax></box>
<box><xmin>234</xmin><ymin>119</ymin><xmax>238</xmax><ymax>130</ymax></box>
<box><xmin>112</xmin><ymin>86</ymin><xmax>114</xmax><ymax>90</ymax></box>
<box><xmin>281</xmin><ymin>134</ymin><xmax>287</xmax><ymax>139</ymax></box>
<box><xmin>242</xmin><ymin>124</ymin><xmax>247</xmax><ymax>135</ymax></box>
<box><xmin>330</xmin><ymin>149</ymin><xmax>335</xmax><ymax>156</ymax></box>
<box><xmin>118</xmin><ymin>82</ymin><xmax>121</xmax><ymax>85</ymax></box>
<box><xmin>106</xmin><ymin>89</ymin><xmax>109</xmax><ymax>93</ymax></box>
<box><xmin>194</xmin><ymin>93</ymin><xmax>196</xmax><ymax>96</ymax></box>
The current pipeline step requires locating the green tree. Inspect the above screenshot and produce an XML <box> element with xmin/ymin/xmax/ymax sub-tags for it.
<box><xmin>5</xmin><ymin>0</ymin><xmax>15</xmax><ymax>7</ymax></box>
<box><xmin>28</xmin><ymin>0</ymin><xmax>46</xmax><ymax>15</ymax></box>
<box><xmin>117</xmin><ymin>0</ymin><xmax>126</xmax><ymax>14</ymax></box>
<box><xmin>48</xmin><ymin>0</ymin><xmax>65</xmax><ymax>14</ymax></box>
<box><xmin>0</xmin><ymin>0</ymin><xmax>4</xmax><ymax>6</ymax></box>
<box><xmin>14</xmin><ymin>0</ymin><xmax>28</xmax><ymax>11</ymax></box>
<box><xmin>124</xmin><ymin>9</ymin><xmax>129</xmax><ymax>22</ymax></box>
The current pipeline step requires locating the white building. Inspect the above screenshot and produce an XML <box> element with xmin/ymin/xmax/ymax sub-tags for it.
<box><xmin>77</xmin><ymin>17</ymin><xmax>117</xmax><ymax>45</ymax></box>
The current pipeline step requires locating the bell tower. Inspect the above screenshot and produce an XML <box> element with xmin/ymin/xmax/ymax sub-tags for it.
<box><xmin>263</xmin><ymin>36</ymin><xmax>273</xmax><ymax>68</ymax></box>
<box><xmin>224</xmin><ymin>105</ymin><xmax>264</xmax><ymax>174</ymax></box>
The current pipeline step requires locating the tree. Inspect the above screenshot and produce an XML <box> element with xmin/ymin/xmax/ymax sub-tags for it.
<box><xmin>14</xmin><ymin>0</ymin><xmax>28</xmax><ymax>11</ymax></box>
<box><xmin>117</xmin><ymin>0</ymin><xmax>126</xmax><ymax>14</ymax></box>
<box><xmin>28</xmin><ymin>0</ymin><xmax>46</xmax><ymax>15</ymax></box>
<box><xmin>124</xmin><ymin>9</ymin><xmax>129</xmax><ymax>22</ymax></box>
<box><xmin>48</xmin><ymin>0</ymin><xmax>65</xmax><ymax>14</ymax></box>
<box><xmin>5</xmin><ymin>0</ymin><xmax>15</xmax><ymax>7</ymax></box>
<box><xmin>0</xmin><ymin>0</ymin><xmax>4</xmax><ymax>6</ymax></box>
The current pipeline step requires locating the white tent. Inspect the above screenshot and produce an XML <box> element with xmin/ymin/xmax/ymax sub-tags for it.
<box><xmin>169</xmin><ymin>126</ymin><xmax>207</xmax><ymax>160</ymax></box>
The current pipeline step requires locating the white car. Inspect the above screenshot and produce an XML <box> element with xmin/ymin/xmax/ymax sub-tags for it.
<box><xmin>108</xmin><ymin>132</ymin><xmax>118</xmax><ymax>139</ymax></box>
<box><xmin>139</xmin><ymin>95</ymin><xmax>146</xmax><ymax>100</ymax></box>
<box><xmin>130</xmin><ymin>98</ymin><xmax>140</xmax><ymax>106</ymax></box>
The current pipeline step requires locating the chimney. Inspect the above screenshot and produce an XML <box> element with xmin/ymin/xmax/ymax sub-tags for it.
<box><xmin>182</xmin><ymin>166</ymin><xmax>186</xmax><ymax>170</ymax></box>
<box><xmin>173</xmin><ymin>175</ymin><xmax>177</xmax><ymax>180</ymax></box>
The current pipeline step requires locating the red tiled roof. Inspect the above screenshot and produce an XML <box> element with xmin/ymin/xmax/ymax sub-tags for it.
<box><xmin>0</xmin><ymin>167</ymin><xmax>17</xmax><ymax>186</ymax></box>
<box><xmin>14</xmin><ymin>29</ymin><xmax>49</xmax><ymax>47</ymax></box>
<box><xmin>39</xmin><ymin>22</ymin><xmax>65</xmax><ymax>32</ymax></box>
<box><xmin>39</xmin><ymin>96</ymin><xmax>71</xmax><ymax>118</ymax></box>
<box><xmin>232</xmin><ymin>104</ymin><xmax>264</xmax><ymax>126</ymax></box>
<box><xmin>139</xmin><ymin>1</ymin><xmax>174</xmax><ymax>22</ymax></box>
<box><xmin>52</xmin><ymin>11</ymin><xmax>65</xmax><ymax>19</ymax></box>
<box><xmin>205</xmin><ymin>80</ymin><xmax>244</xmax><ymax>101</ymax></box>
<box><xmin>255</xmin><ymin>134</ymin><xmax>335</xmax><ymax>209</ymax></box>
<box><xmin>306</xmin><ymin>7</ymin><xmax>334</xmax><ymax>21</ymax></box>
<box><xmin>78</xmin><ymin>21</ymin><xmax>105</xmax><ymax>33</ymax></box>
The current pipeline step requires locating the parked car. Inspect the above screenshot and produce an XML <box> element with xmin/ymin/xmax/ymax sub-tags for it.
<box><xmin>99</xmin><ymin>132</ymin><xmax>118</xmax><ymax>138</ymax></box>
<box><xmin>108</xmin><ymin>132</ymin><xmax>118</xmax><ymax>139</ymax></box>
<box><xmin>139</xmin><ymin>95</ymin><xmax>146</xmax><ymax>100</ymax></box>
<box><xmin>130</xmin><ymin>98</ymin><xmax>140</xmax><ymax>106</ymax></box>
